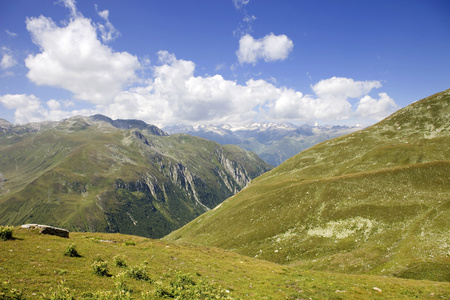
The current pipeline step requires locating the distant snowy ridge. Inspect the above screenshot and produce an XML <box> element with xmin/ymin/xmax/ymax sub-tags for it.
<box><xmin>164</xmin><ymin>122</ymin><xmax>362</xmax><ymax>166</ymax></box>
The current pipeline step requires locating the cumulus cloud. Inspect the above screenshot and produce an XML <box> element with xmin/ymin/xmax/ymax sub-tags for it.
<box><xmin>305</xmin><ymin>77</ymin><xmax>384</xmax><ymax>120</ymax></box>
<box><xmin>1</xmin><ymin>48</ymin><xmax>397</xmax><ymax>125</ymax></box>
<box><xmin>88</xmin><ymin>53</ymin><xmax>395</xmax><ymax>126</ymax></box>
<box><xmin>0</xmin><ymin>94</ymin><xmax>55</xmax><ymax>124</ymax></box>
<box><xmin>46</xmin><ymin>99</ymin><xmax>62</xmax><ymax>110</ymax></box>
<box><xmin>233</xmin><ymin>0</ymin><xmax>250</xmax><ymax>9</ymax></box>
<box><xmin>97</xmin><ymin>52</ymin><xmax>274</xmax><ymax>125</ymax></box>
<box><xmin>25</xmin><ymin>12</ymin><xmax>140</xmax><ymax>104</ymax></box>
<box><xmin>95</xmin><ymin>6</ymin><xmax>120</xmax><ymax>42</ymax></box>
<box><xmin>268</xmin><ymin>77</ymin><xmax>396</xmax><ymax>122</ymax></box>
<box><xmin>356</xmin><ymin>93</ymin><xmax>398</xmax><ymax>120</ymax></box>
<box><xmin>103</xmin><ymin>52</ymin><xmax>247</xmax><ymax>124</ymax></box>
<box><xmin>61</xmin><ymin>0</ymin><xmax>80</xmax><ymax>18</ymax></box>
<box><xmin>0</xmin><ymin>94</ymin><xmax>95</xmax><ymax>124</ymax></box>
<box><xmin>1</xmin><ymin>53</ymin><xmax>17</xmax><ymax>69</ymax></box>
<box><xmin>237</xmin><ymin>33</ymin><xmax>293</xmax><ymax>64</ymax></box>
<box><xmin>312</xmin><ymin>77</ymin><xmax>382</xmax><ymax>99</ymax></box>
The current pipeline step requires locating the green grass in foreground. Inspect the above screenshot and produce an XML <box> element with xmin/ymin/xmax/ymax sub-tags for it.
<box><xmin>0</xmin><ymin>227</ymin><xmax>449</xmax><ymax>299</ymax></box>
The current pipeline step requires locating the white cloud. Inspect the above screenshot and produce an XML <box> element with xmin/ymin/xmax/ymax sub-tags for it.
<box><xmin>61</xmin><ymin>0</ymin><xmax>80</xmax><ymax>19</ymax></box>
<box><xmin>236</xmin><ymin>33</ymin><xmax>294</xmax><ymax>64</ymax></box>
<box><xmin>99</xmin><ymin>52</ymin><xmax>275</xmax><ymax>125</ymax></box>
<box><xmin>1</xmin><ymin>49</ymin><xmax>397</xmax><ymax>125</ymax></box>
<box><xmin>269</xmin><ymin>77</ymin><xmax>395</xmax><ymax>122</ymax></box>
<box><xmin>1</xmin><ymin>53</ymin><xmax>17</xmax><ymax>69</ymax></box>
<box><xmin>96</xmin><ymin>6</ymin><xmax>120</xmax><ymax>43</ymax></box>
<box><xmin>88</xmin><ymin>52</ymin><xmax>395</xmax><ymax>127</ymax></box>
<box><xmin>0</xmin><ymin>94</ymin><xmax>52</xmax><ymax>124</ymax></box>
<box><xmin>5</xmin><ymin>30</ymin><xmax>18</xmax><ymax>37</ymax></box>
<box><xmin>356</xmin><ymin>93</ymin><xmax>398</xmax><ymax>120</ymax></box>
<box><xmin>312</xmin><ymin>77</ymin><xmax>382</xmax><ymax>99</ymax></box>
<box><xmin>232</xmin><ymin>0</ymin><xmax>255</xmax><ymax>36</ymax></box>
<box><xmin>305</xmin><ymin>77</ymin><xmax>383</xmax><ymax>120</ymax></box>
<box><xmin>233</xmin><ymin>0</ymin><xmax>250</xmax><ymax>9</ymax></box>
<box><xmin>98</xmin><ymin>9</ymin><xmax>109</xmax><ymax>20</ymax></box>
<box><xmin>243</xmin><ymin>15</ymin><xmax>256</xmax><ymax>22</ymax></box>
<box><xmin>157</xmin><ymin>50</ymin><xmax>177</xmax><ymax>65</ymax></box>
<box><xmin>47</xmin><ymin>99</ymin><xmax>62</xmax><ymax>110</ymax></box>
<box><xmin>215</xmin><ymin>63</ymin><xmax>225</xmax><ymax>71</ymax></box>
<box><xmin>0</xmin><ymin>94</ymin><xmax>95</xmax><ymax>124</ymax></box>
<box><xmin>25</xmin><ymin>14</ymin><xmax>140</xmax><ymax>104</ymax></box>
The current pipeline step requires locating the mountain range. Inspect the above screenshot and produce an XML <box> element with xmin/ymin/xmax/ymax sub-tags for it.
<box><xmin>164</xmin><ymin>89</ymin><xmax>450</xmax><ymax>282</ymax></box>
<box><xmin>163</xmin><ymin>122</ymin><xmax>362</xmax><ymax>166</ymax></box>
<box><xmin>0</xmin><ymin>115</ymin><xmax>271</xmax><ymax>238</ymax></box>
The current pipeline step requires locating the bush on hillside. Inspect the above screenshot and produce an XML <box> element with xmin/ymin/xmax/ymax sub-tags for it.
<box><xmin>0</xmin><ymin>280</ymin><xmax>24</xmax><ymax>299</ymax></box>
<box><xmin>126</xmin><ymin>264</ymin><xmax>152</xmax><ymax>282</ymax></box>
<box><xmin>0</xmin><ymin>226</ymin><xmax>13</xmax><ymax>241</ymax></box>
<box><xmin>154</xmin><ymin>272</ymin><xmax>233</xmax><ymax>299</ymax></box>
<box><xmin>92</xmin><ymin>260</ymin><xmax>109</xmax><ymax>277</ymax></box>
<box><xmin>113</xmin><ymin>255</ymin><xmax>127</xmax><ymax>268</ymax></box>
<box><xmin>41</xmin><ymin>280</ymin><xmax>74</xmax><ymax>300</ymax></box>
<box><xmin>63</xmin><ymin>244</ymin><xmax>81</xmax><ymax>257</ymax></box>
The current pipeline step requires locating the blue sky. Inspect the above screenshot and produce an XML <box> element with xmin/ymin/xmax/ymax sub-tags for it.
<box><xmin>0</xmin><ymin>0</ymin><xmax>449</xmax><ymax>126</ymax></box>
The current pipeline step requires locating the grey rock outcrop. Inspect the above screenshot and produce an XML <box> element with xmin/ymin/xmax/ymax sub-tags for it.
<box><xmin>21</xmin><ymin>224</ymin><xmax>69</xmax><ymax>238</ymax></box>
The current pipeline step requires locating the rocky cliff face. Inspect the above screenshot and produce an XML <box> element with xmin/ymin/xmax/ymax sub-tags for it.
<box><xmin>0</xmin><ymin>116</ymin><xmax>272</xmax><ymax>238</ymax></box>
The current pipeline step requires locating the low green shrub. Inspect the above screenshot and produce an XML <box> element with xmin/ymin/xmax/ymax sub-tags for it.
<box><xmin>113</xmin><ymin>255</ymin><xmax>127</xmax><ymax>268</ymax></box>
<box><xmin>0</xmin><ymin>225</ymin><xmax>13</xmax><ymax>241</ymax></box>
<box><xmin>0</xmin><ymin>280</ymin><xmax>24</xmax><ymax>300</ymax></box>
<box><xmin>114</xmin><ymin>272</ymin><xmax>132</xmax><ymax>294</ymax></box>
<box><xmin>91</xmin><ymin>260</ymin><xmax>109</xmax><ymax>277</ymax></box>
<box><xmin>63</xmin><ymin>244</ymin><xmax>81</xmax><ymax>257</ymax></box>
<box><xmin>154</xmin><ymin>272</ymin><xmax>233</xmax><ymax>299</ymax></box>
<box><xmin>41</xmin><ymin>281</ymin><xmax>74</xmax><ymax>300</ymax></box>
<box><xmin>126</xmin><ymin>264</ymin><xmax>152</xmax><ymax>282</ymax></box>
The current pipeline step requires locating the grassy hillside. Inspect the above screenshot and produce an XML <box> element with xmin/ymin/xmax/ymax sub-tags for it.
<box><xmin>1</xmin><ymin>226</ymin><xmax>449</xmax><ymax>299</ymax></box>
<box><xmin>164</xmin><ymin>89</ymin><xmax>450</xmax><ymax>281</ymax></box>
<box><xmin>0</xmin><ymin>116</ymin><xmax>271</xmax><ymax>238</ymax></box>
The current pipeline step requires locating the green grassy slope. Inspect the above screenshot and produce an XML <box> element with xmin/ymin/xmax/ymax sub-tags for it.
<box><xmin>0</xmin><ymin>117</ymin><xmax>271</xmax><ymax>238</ymax></box>
<box><xmin>1</xmin><ymin>227</ymin><xmax>448</xmax><ymax>299</ymax></box>
<box><xmin>164</xmin><ymin>89</ymin><xmax>450</xmax><ymax>281</ymax></box>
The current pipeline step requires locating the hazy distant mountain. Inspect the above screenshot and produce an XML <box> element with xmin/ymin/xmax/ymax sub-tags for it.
<box><xmin>0</xmin><ymin>115</ymin><xmax>272</xmax><ymax>238</ymax></box>
<box><xmin>165</xmin><ymin>89</ymin><xmax>450</xmax><ymax>282</ymax></box>
<box><xmin>164</xmin><ymin>122</ymin><xmax>362</xmax><ymax>166</ymax></box>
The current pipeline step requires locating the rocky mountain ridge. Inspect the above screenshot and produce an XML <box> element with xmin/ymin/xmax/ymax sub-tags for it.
<box><xmin>0</xmin><ymin>114</ymin><xmax>167</xmax><ymax>136</ymax></box>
